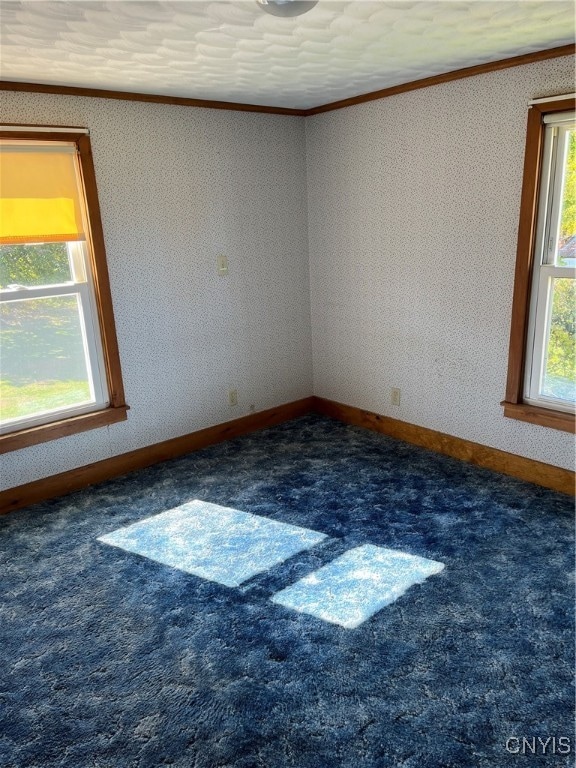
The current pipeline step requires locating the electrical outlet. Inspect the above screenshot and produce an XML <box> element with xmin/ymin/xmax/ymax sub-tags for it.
<box><xmin>391</xmin><ymin>387</ymin><xmax>401</xmax><ymax>407</ymax></box>
<box><xmin>229</xmin><ymin>389</ymin><xmax>238</xmax><ymax>406</ymax></box>
<box><xmin>217</xmin><ymin>254</ymin><xmax>228</xmax><ymax>276</ymax></box>
<box><xmin>249</xmin><ymin>404</ymin><xmax>256</xmax><ymax>413</ymax></box>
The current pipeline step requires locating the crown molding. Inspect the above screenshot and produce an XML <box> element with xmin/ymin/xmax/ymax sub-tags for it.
<box><xmin>0</xmin><ymin>80</ymin><xmax>307</xmax><ymax>116</ymax></box>
<box><xmin>305</xmin><ymin>44</ymin><xmax>576</xmax><ymax>115</ymax></box>
<box><xmin>1</xmin><ymin>43</ymin><xmax>573</xmax><ymax>117</ymax></box>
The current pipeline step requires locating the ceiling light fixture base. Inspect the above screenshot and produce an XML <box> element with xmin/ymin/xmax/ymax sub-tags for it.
<box><xmin>256</xmin><ymin>0</ymin><xmax>319</xmax><ymax>18</ymax></box>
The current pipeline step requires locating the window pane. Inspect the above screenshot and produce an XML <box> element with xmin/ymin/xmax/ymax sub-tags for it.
<box><xmin>542</xmin><ymin>278</ymin><xmax>576</xmax><ymax>403</ymax></box>
<box><xmin>0</xmin><ymin>295</ymin><xmax>93</xmax><ymax>423</ymax></box>
<box><xmin>0</xmin><ymin>243</ymin><xmax>72</xmax><ymax>289</ymax></box>
<box><xmin>557</xmin><ymin>130</ymin><xmax>576</xmax><ymax>267</ymax></box>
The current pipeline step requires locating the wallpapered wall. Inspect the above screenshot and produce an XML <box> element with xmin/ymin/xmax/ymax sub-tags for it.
<box><xmin>3</xmin><ymin>55</ymin><xmax>575</xmax><ymax>490</ymax></box>
<box><xmin>1</xmin><ymin>93</ymin><xmax>312</xmax><ymax>489</ymax></box>
<box><xmin>306</xmin><ymin>55</ymin><xmax>575</xmax><ymax>471</ymax></box>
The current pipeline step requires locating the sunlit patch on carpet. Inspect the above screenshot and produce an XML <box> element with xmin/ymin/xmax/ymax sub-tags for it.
<box><xmin>272</xmin><ymin>544</ymin><xmax>445</xmax><ymax>628</ymax></box>
<box><xmin>98</xmin><ymin>499</ymin><xmax>327</xmax><ymax>587</ymax></box>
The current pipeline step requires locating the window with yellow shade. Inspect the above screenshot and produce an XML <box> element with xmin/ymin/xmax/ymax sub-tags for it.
<box><xmin>0</xmin><ymin>127</ymin><xmax>127</xmax><ymax>452</ymax></box>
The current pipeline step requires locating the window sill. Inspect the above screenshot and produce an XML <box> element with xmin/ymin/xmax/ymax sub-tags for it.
<box><xmin>0</xmin><ymin>405</ymin><xmax>129</xmax><ymax>454</ymax></box>
<box><xmin>502</xmin><ymin>401</ymin><xmax>575</xmax><ymax>433</ymax></box>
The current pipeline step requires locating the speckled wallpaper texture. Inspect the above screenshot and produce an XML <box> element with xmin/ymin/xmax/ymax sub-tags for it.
<box><xmin>1</xmin><ymin>93</ymin><xmax>312</xmax><ymax>489</ymax></box>
<box><xmin>2</xmin><ymin>55</ymin><xmax>575</xmax><ymax>489</ymax></box>
<box><xmin>306</xmin><ymin>55</ymin><xmax>575</xmax><ymax>472</ymax></box>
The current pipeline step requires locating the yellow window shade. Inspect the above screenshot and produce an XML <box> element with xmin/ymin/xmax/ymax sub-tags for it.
<box><xmin>0</xmin><ymin>145</ymin><xmax>86</xmax><ymax>244</ymax></box>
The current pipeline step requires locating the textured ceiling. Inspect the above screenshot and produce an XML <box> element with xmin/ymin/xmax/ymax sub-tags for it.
<box><xmin>0</xmin><ymin>1</ymin><xmax>574</xmax><ymax>110</ymax></box>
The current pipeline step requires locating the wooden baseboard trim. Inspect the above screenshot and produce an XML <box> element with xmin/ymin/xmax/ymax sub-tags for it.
<box><xmin>3</xmin><ymin>394</ymin><xmax>573</xmax><ymax>513</ymax></box>
<box><xmin>312</xmin><ymin>397</ymin><xmax>575</xmax><ymax>496</ymax></box>
<box><xmin>0</xmin><ymin>397</ymin><xmax>314</xmax><ymax>515</ymax></box>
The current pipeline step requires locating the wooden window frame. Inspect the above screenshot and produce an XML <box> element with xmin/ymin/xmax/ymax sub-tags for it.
<box><xmin>502</xmin><ymin>98</ymin><xmax>576</xmax><ymax>434</ymax></box>
<box><xmin>0</xmin><ymin>127</ymin><xmax>128</xmax><ymax>453</ymax></box>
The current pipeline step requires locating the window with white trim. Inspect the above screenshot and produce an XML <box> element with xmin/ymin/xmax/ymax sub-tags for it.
<box><xmin>524</xmin><ymin>111</ymin><xmax>575</xmax><ymax>411</ymax></box>
<box><xmin>0</xmin><ymin>127</ymin><xmax>127</xmax><ymax>451</ymax></box>
<box><xmin>503</xmin><ymin>97</ymin><xmax>575</xmax><ymax>433</ymax></box>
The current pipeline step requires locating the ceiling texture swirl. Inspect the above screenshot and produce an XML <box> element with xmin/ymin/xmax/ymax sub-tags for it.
<box><xmin>0</xmin><ymin>1</ymin><xmax>574</xmax><ymax>110</ymax></box>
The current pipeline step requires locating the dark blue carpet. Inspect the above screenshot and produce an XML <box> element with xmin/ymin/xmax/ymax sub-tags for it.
<box><xmin>1</xmin><ymin>415</ymin><xmax>574</xmax><ymax>767</ymax></box>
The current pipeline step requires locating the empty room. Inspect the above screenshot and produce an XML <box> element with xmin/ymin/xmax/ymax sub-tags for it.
<box><xmin>0</xmin><ymin>1</ymin><xmax>574</xmax><ymax>766</ymax></box>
